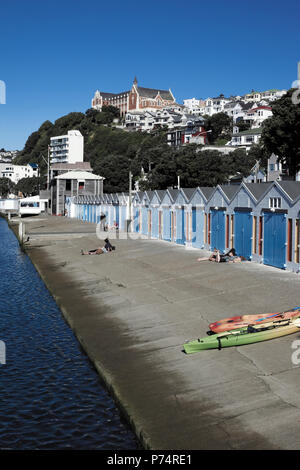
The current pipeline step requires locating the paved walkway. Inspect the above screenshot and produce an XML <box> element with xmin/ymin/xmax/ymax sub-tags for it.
<box><xmin>11</xmin><ymin>215</ymin><xmax>300</xmax><ymax>449</ymax></box>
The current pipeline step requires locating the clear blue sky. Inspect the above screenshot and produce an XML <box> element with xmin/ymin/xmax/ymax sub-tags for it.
<box><xmin>0</xmin><ymin>0</ymin><xmax>299</xmax><ymax>150</ymax></box>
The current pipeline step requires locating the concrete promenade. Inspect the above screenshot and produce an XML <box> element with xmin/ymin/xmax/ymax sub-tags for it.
<box><xmin>10</xmin><ymin>215</ymin><xmax>300</xmax><ymax>449</ymax></box>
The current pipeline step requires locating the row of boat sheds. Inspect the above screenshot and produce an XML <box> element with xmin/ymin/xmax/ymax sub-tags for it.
<box><xmin>67</xmin><ymin>180</ymin><xmax>300</xmax><ymax>274</ymax></box>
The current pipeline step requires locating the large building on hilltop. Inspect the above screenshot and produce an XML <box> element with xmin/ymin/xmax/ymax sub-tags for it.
<box><xmin>91</xmin><ymin>77</ymin><xmax>176</xmax><ymax>116</ymax></box>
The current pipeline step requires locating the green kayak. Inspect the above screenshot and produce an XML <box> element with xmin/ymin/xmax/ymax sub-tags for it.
<box><xmin>183</xmin><ymin>319</ymin><xmax>300</xmax><ymax>353</ymax></box>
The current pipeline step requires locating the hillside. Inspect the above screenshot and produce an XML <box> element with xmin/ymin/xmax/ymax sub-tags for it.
<box><xmin>15</xmin><ymin>107</ymin><xmax>257</xmax><ymax>192</ymax></box>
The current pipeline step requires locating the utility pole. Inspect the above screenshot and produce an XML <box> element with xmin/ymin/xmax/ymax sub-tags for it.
<box><xmin>47</xmin><ymin>145</ymin><xmax>50</xmax><ymax>190</ymax></box>
<box><xmin>40</xmin><ymin>150</ymin><xmax>50</xmax><ymax>190</ymax></box>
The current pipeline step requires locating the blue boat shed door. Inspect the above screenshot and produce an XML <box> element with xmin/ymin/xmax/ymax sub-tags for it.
<box><xmin>192</xmin><ymin>207</ymin><xmax>204</xmax><ymax>249</ymax></box>
<box><xmin>263</xmin><ymin>211</ymin><xmax>286</xmax><ymax>269</ymax></box>
<box><xmin>163</xmin><ymin>208</ymin><xmax>171</xmax><ymax>241</ymax></box>
<box><xmin>176</xmin><ymin>207</ymin><xmax>185</xmax><ymax>245</ymax></box>
<box><xmin>151</xmin><ymin>208</ymin><xmax>159</xmax><ymax>239</ymax></box>
<box><xmin>234</xmin><ymin>210</ymin><xmax>253</xmax><ymax>260</ymax></box>
<box><xmin>210</xmin><ymin>209</ymin><xmax>225</xmax><ymax>252</ymax></box>
<box><xmin>115</xmin><ymin>205</ymin><xmax>120</xmax><ymax>227</ymax></box>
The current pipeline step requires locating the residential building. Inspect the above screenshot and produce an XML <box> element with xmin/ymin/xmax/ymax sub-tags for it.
<box><xmin>91</xmin><ymin>77</ymin><xmax>176</xmax><ymax>116</ymax></box>
<box><xmin>223</xmin><ymin>101</ymin><xmax>253</xmax><ymax>122</ymax></box>
<box><xmin>183</xmin><ymin>98</ymin><xmax>205</xmax><ymax>115</ymax></box>
<box><xmin>243</xmin><ymin>91</ymin><xmax>262</xmax><ymax>103</ymax></box>
<box><xmin>228</xmin><ymin>127</ymin><xmax>262</xmax><ymax>146</ymax></box>
<box><xmin>243</xmin><ymin>105</ymin><xmax>273</xmax><ymax>128</ymax></box>
<box><xmin>166</xmin><ymin>116</ymin><xmax>207</xmax><ymax>147</ymax></box>
<box><xmin>125</xmin><ymin>107</ymin><xmax>207</xmax><ymax>145</ymax></box>
<box><xmin>0</xmin><ymin>162</ymin><xmax>38</xmax><ymax>184</ymax></box>
<box><xmin>0</xmin><ymin>150</ymin><xmax>18</xmax><ymax>162</ymax></box>
<box><xmin>197</xmin><ymin>94</ymin><xmax>231</xmax><ymax>116</ymax></box>
<box><xmin>260</xmin><ymin>89</ymin><xmax>287</xmax><ymax>101</ymax></box>
<box><xmin>50</xmin><ymin>130</ymin><xmax>84</xmax><ymax>165</ymax></box>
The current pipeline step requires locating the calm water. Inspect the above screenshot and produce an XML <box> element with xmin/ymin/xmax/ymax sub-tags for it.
<box><xmin>0</xmin><ymin>217</ymin><xmax>139</xmax><ymax>450</ymax></box>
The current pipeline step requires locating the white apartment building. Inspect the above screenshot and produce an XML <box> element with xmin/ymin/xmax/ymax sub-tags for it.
<box><xmin>0</xmin><ymin>163</ymin><xmax>38</xmax><ymax>184</ymax></box>
<box><xmin>50</xmin><ymin>130</ymin><xmax>84</xmax><ymax>164</ymax></box>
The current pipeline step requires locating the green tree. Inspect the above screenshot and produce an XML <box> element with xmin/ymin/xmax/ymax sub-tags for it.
<box><xmin>15</xmin><ymin>177</ymin><xmax>42</xmax><ymax>197</ymax></box>
<box><xmin>205</xmin><ymin>112</ymin><xmax>233</xmax><ymax>144</ymax></box>
<box><xmin>235</xmin><ymin>119</ymin><xmax>251</xmax><ymax>132</ymax></box>
<box><xmin>261</xmin><ymin>89</ymin><xmax>300</xmax><ymax>178</ymax></box>
<box><xmin>0</xmin><ymin>178</ymin><xmax>15</xmax><ymax>196</ymax></box>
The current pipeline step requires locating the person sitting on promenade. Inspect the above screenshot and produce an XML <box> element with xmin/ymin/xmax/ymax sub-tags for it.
<box><xmin>104</xmin><ymin>238</ymin><xmax>115</xmax><ymax>252</ymax></box>
<box><xmin>109</xmin><ymin>221</ymin><xmax>119</xmax><ymax>231</ymax></box>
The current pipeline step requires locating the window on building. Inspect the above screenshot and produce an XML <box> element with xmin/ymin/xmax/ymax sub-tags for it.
<box><xmin>78</xmin><ymin>181</ymin><xmax>85</xmax><ymax>190</ymax></box>
<box><xmin>66</xmin><ymin>180</ymin><xmax>71</xmax><ymax>191</ymax></box>
<box><xmin>269</xmin><ymin>197</ymin><xmax>282</xmax><ymax>209</ymax></box>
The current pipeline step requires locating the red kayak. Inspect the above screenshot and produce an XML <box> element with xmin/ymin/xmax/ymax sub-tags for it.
<box><xmin>209</xmin><ymin>306</ymin><xmax>300</xmax><ymax>333</ymax></box>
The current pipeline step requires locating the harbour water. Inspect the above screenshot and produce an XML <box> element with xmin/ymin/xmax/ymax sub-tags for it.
<box><xmin>0</xmin><ymin>217</ymin><xmax>139</xmax><ymax>450</ymax></box>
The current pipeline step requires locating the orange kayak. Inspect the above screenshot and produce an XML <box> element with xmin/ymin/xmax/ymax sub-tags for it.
<box><xmin>209</xmin><ymin>306</ymin><xmax>300</xmax><ymax>333</ymax></box>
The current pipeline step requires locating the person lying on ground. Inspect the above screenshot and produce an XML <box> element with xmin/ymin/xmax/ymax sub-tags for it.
<box><xmin>81</xmin><ymin>238</ymin><xmax>116</xmax><ymax>255</ymax></box>
<box><xmin>81</xmin><ymin>247</ymin><xmax>106</xmax><ymax>255</ymax></box>
<box><xmin>221</xmin><ymin>248</ymin><xmax>245</xmax><ymax>263</ymax></box>
<box><xmin>197</xmin><ymin>248</ymin><xmax>246</xmax><ymax>263</ymax></box>
<box><xmin>197</xmin><ymin>248</ymin><xmax>220</xmax><ymax>262</ymax></box>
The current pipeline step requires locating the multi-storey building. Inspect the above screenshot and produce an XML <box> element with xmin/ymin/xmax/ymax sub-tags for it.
<box><xmin>91</xmin><ymin>77</ymin><xmax>176</xmax><ymax>116</ymax></box>
<box><xmin>50</xmin><ymin>130</ymin><xmax>84</xmax><ymax>165</ymax></box>
<box><xmin>0</xmin><ymin>162</ymin><xmax>38</xmax><ymax>184</ymax></box>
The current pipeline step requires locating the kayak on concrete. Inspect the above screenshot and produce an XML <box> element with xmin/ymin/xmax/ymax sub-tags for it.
<box><xmin>183</xmin><ymin>318</ymin><xmax>300</xmax><ymax>354</ymax></box>
<box><xmin>209</xmin><ymin>306</ymin><xmax>300</xmax><ymax>334</ymax></box>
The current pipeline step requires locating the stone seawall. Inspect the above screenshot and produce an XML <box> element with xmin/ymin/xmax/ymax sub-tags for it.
<box><xmin>7</xmin><ymin>214</ymin><xmax>300</xmax><ymax>450</ymax></box>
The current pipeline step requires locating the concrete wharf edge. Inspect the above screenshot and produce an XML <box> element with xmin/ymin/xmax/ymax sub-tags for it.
<box><xmin>7</xmin><ymin>214</ymin><xmax>300</xmax><ymax>450</ymax></box>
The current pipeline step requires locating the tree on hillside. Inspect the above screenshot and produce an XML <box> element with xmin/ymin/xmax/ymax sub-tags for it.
<box><xmin>235</xmin><ymin>119</ymin><xmax>251</xmax><ymax>132</ymax></box>
<box><xmin>261</xmin><ymin>89</ymin><xmax>300</xmax><ymax>178</ymax></box>
<box><xmin>0</xmin><ymin>178</ymin><xmax>15</xmax><ymax>196</ymax></box>
<box><xmin>205</xmin><ymin>112</ymin><xmax>233</xmax><ymax>144</ymax></box>
<box><xmin>15</xmin><ymin>176</ymin><xmax>42</xmax><ymax>197</ymax></box>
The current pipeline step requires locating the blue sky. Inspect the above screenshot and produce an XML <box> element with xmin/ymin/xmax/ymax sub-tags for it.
<box><xmin>0</xmin><ymin>0</ymin><xmax>300</xmax><ymax>150</ymax></box>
